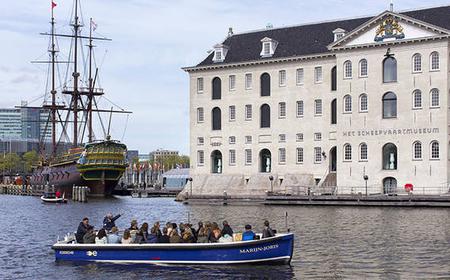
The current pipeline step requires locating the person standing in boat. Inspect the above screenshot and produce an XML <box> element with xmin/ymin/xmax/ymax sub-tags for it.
<box><xmin>75</xmin><ymin>217</ymin><xmax>93</xmax><ymax>243</ymax></box>
<box><xmin>262</xmin><ymin>220</ymin><xmax>275</xmax><ymax>238</ymax></box>
<box><xmin>103</xmin><ymin>213</ymin><xmax>122</xmax><ymax>231</ymax></box>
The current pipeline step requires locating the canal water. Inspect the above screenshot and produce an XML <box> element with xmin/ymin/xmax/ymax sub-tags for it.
<box><xmin>0</xmin><ymin>196</ymin><xmax>449</xmax><ymax>279</ymax></box>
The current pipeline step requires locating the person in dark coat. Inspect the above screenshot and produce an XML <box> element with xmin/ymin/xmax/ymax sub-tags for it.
<box><xmin>83</xmin><ymin>227</ymin><xmax>96</xmax><ymax>244</ymax></box>
<box><xmin>221</xmin><ymin>220</ymin><xmax>233</xmax><ymax>237</ymax></box>
<box><xmin>103</xmin><ymin>213</ymin><xmax>122</xmax><ymax>231</ymax></box>
<box><xmin>262</xmin><ymin>220</ymin><xmax>275</xmax><ymax>238</ymax></box>
<box><xmin>158</xmin><ymin>227</ymin><xmax>170</xmax><ymax>243</ymax></box>
<box><xmin>75</xmin><ymin>217</ymin><xmax>93</xmax><ymax>243</ymax></box>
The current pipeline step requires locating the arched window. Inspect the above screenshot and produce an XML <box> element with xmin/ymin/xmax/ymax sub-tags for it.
<box><xmin>430</xmin><ymin>88</ymin><xmax>440</xmax><ymax>108</ymax></box>
<box><xmin>382</xmin><ymin>143</ymin><xmax>397</xmax><ymax>170</ymax></box>
<box><xmin>212</xmin><ymin>77</ymin><xmax>221</xmax><ymax>100</ymax></box>
<box><xmin>343</xmin><ymin>144</ymin><xmax>352</xmax><ymax>161</ymax></box>
<box><xmin>412</xmin><ymin>53</ymin><xmax>422</xmax><ymax>72</ymax></box>
<box><xmin>382</xmin><ymin>92</ymin><xmax>397</xmax><ymax>118</ymax></box>
<box><xmin>359</xmin><ymin>94</ymin><xmax>368</xmax><ymax>112</ymax></box>
<box><xmin>359</xmin><ymin>59</ymin><xmax>368</xmax><ymax>77</ymax></box>
<box><xmin>359</xmin><ymin>143</ymin><xmax>368</xmax><ymax>161</ymax></box>
<box><xmin>260</xmin><ymin>104</ymin><xmax>271</xmax><ymax>128</ymax></box>
<box><xmin>430</xmin><ymin>141</ymin><xmax>439</xmax><ymax>159</ymax></box>
<box><xmin>430</xmin><ymin>52</ymin><xmax>440</xmax><ymax>71</ymax></box>
<box><xmin>383</xmin><ymin>56</ymin><xmax>397</xmax><ymax>83</ymax></box>
<box><xmin>413</xmin><ymin>141</ymin><xmax>422</xmax><ymax>160</ymax></box>
<box><xmin>211</xmin><ymin>107</ymin><xmax>221</xmax><ymax>130</ymax></box>
<box><xmin>211</xmin><ymin>150</ymin><xmax>223</xmax><ymax>173</ymax></box>
<box><xmin>331</xmin><ymin>66</ymin><xmax>337</xmax><ymax>91</ymax></box>
<box><xmin>343</xmin><ymin>60</ymin><xmax>352</xmax><ymax>79</ymax></box>
<box><xmin>331</xmin><ymin>99</ymin><xmax>337</xmax><ymax>124</ymax></box>
<box><xmin>412</xmin><ymin>90</ymin><xmax>422</xmax><ymax>109</ymax></box>
<box><xmin>260</xmin><ymin>73</ymin><xmax>271</xmax><ymax>96</ymax></box>
<box><xmin>343</xmin><ymin>95</ymin><xmax>352</xmax><ymax>113</ymax></box>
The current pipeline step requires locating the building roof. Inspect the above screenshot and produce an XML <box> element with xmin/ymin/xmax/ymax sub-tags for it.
<box><xmin>195</xmin><ymin>6</ymin><xmax>450</xmax><ymax>67</ymax></box>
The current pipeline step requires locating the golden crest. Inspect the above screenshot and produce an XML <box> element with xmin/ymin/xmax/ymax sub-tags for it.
<box><xmin>375</xmin><ymin>15</ymin><xmax>405</xmax><ymax>42</ymax></box>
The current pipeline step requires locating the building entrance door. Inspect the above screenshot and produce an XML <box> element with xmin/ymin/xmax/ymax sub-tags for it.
<box><xmin>259</xmin><ymin>149</ymin><xmax>271</xmax><ymax>173</ymax></box>
<box><xmin>330</xmin><ymin>146</ymin><xmax>337</xmax><ymax>172</ymax></box>
<box><xmin>383</xmin><ymin>177</ymin><xmax>397</xmax><ymax>194</ymax></box>
<box><xmin>211</xmin><ymin>150</ymin><xmax>222</xmax><ymax>174</ymax></box>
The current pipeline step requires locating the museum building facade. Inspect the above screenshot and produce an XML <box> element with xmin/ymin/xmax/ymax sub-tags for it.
<box><xmin>183</xmin><ymin>6</ymin><xmax>450</xmax><ymax>196</ymax></box>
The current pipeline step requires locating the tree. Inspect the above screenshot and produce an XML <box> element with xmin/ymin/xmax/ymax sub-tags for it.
<box><xmin>1</xmin><ymin>153</ymin><xmax>21</xmax><ymax>175</ymax></box>
<box><xmin>22</xmin><ymin>150</ymin><xmax>39</xmax><ymax>173</ymax></box>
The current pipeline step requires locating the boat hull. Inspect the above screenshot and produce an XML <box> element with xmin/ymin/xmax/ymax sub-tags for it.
<box><xmin>52</xmin><ymin>233</ymin><xmax>294</xmax><ymax>265</ymax></box>
<box><xmin>30</xmin><ymin>163</ymin><xmax>121</xmax><ymax>197</ymax></box>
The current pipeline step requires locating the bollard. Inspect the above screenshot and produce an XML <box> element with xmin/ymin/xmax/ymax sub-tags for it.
<box><xmin>72</xmin><ymin>185</ymin><xmax>76</xmax><ymax>201</ymax></box>
<box><xmin>80</xmin><ymin>187</ymin><xmax>86</xmax><ymax>202</ymax></box>
<box><xmin>73</xmin><ymin>186</ymin><xmax>78</xmax><ymax>201</ymax></box>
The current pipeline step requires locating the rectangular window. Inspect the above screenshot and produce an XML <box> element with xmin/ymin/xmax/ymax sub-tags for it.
<box><xmin>197</xmin><ymin>137</ymin><xmax>204</xmax><ymax>145</ymax></box>
<box><xmin>296</xmin><ymin>101</ymin><xmax>304</xmax><ymax>117</ymax></box>
<box><xmin>296</xmin><ymin>133</ymin><xmax>304</xmax><ymax>142</ymax></box>
<box><xmin>314</xmin><ymin>147</ymin><xmax>322</xmax><ymax>163</ymax></box>
<box><xmin>296</xmin><ymin>148</ymin><xmax>304</xmax><ymax>164</ymax></box>
<box><xmin>215</xmin><ymin>51</ymin><xmax>222</xmax><ymax>61</ymax></box>
<box><xmin>245</xmin><ymin>135</ymin><xmax>252</xmax><ymax>144</ymax></box>
<box><xmin>245</xmin><ymin>104</ymin><xmax>252</xmax><ymax>120</ymax></box>
<box><xmin>229</xmin><ymin>150</ymin><xmax>236</xmax><ymax>165</ymax></box>
<box><xmin>245</xmin><ymin>149</ymin><xmax>252</xmax><ymax>165</ymax></box>
<box><xmin>314</xmin><ymin>133</ymin><xmax>322</xmax><ymax>141</ymax></box>
<box><xmin>197</xmin><ymin>78</ymin><xmax>204</xmax><ymax>93</ymax></box>
<box><xmin>229</xmin><ymin>136</ymin><xmax>236</xmax><ymax>144</ymax></box>
<box><xmin>279</xmin><ymin>70</ymin><xmax>286</xmax><ymax>86</ymax></box>
<box><xmin>279</xmin><ymin>102</ymin><xmax>286</xmax><ymax>118</ymax></box>
<box><xmin>229</xmin><ymin>75</ymin><xmax>236</xmax><ymax>91</ymax></box>
<box><xmin>314</xmin><ymin>99</ymin><xmax>322</xmax><ymax>115</ymax></box>
<box><xmin>314</xmin><ymin>66</ymin><xmax>323</xmax><ymax>83</ymax></box>
<box><xmin>197</xmin><ymin>107</ymin><xmax>204</xmax><ymax>123</ymax></box>
<box><xmin>229</xmin><ymin>105</ymin><xmax>236</xmax><ymax>121</ymax></box>
<box><xmin>279</xmin><ymin>134</ymin><xmax>286</xmax><ymax>142</ymax></box>
<box><xmin>245</xmin><ymin>73</ymin><xmax>252</xmax><ymax>89</ymax></box>
<box><xmin>197</xmin><ymin>150</ymin><xmax>204</xmax><ymax>166</ymax></box>
<box><xmin>279</xmin><ymin>148</ymin><xmax>286</xmax><ymax>164</ymax></box>
<box><xmin>263</xmin><ymin>42</ymin><xmax>270</xmax><ymax>55</ymax></box>
<box><xmin>296</xmin><ymin>68</ymin><xmax>304</xmax><ymax>85</ymax></box>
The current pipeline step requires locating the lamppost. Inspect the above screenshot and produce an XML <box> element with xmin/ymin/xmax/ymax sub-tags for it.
<box><xmin>364</xmin><ymin>175</ymin><xmax>369</xmax><ymax>196</ymax></box>
<box><xmin>269</xmin><ymin>175</ymin><xmax>274</xmax><ymax>193</ymax></box>
<box><xmin>188</xmin><ymin>177</ymin><xmax>193</xmax><ymax>198</ymax></box>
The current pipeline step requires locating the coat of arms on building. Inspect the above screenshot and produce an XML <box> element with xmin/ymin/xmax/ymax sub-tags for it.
<box><xmin>374</xmin><ymin>15</ymin><xmax>405</xmax><ymax>42</ymax></box>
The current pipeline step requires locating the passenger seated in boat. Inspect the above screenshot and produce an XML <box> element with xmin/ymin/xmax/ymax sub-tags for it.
<box><xmin>129</xmin><ymin>219</ymin><xmax>139</xmax><ymax>242</ymax></box>
<box><xmin>55</xmin><ymin>191</ymin><xmax>61</xmax><ymax>198</ymax></box>
<box><xmin>134</xmin><ymin>222</ymin><xmax>149</xmax><ymax>244</ymax></box>
<box><xmin>218</xmin><ymin>234</ymin><xmax>233</xmax><ymax>243</ymax></box>
<box><xmin>121</xmin><ymin>229</ymin><xmax>132</xmax><ymax>244</ymax></box>
<box><xmin>242</xmin><ymin>224</ymin><xmax>255</xmax><ymax>241</ymax></box>
<box><xmin>147</xmin><ymin>224</ymin><xmax>160</xmax><ymax>243</ymax></box>
<box><xmin>158</xmin><ymin>227</ymin><xmax>170</xmax><ymax>243</ymax></box>
<box><xmin>195</xmin><ymin>222</ymin><xmax>203</xmax><ymax>239</ymax></box>
<box><xmin>95</xmin><ymin>228</ymin><xmax>108</xmax><ymax>244</ymax></box>
<box><xmin>209</xmin><ymin>222</ymin><xmax>221</xmax><ymax>243</ymax></box>
<box><xmin>262</xmin><ymin>220</ymin><xmax>275</xmax><ymax>238</ymax></box>
<box><xmin>196</xmin><ymin>225</ymin><xmax>209</xmax><ymax>243</ymax></box>
<box><xmin>82</xmin><ymin>227</ymin><xmax>96</xmax><ymax>244</ymax></box>
<box><xmin>107</xmin><ymin>226</ymin><xmax>121</xmax><ymax>244</ymax></box>
<box><xmin>169</xmin><ymin>228</ymin><xmax>183</xmax><ymax>243</ymax></box>
<box><xmin>182</xmin><ymin>227</ymin><xmax>195</xmax><ymax>243</ymax></box>
<box><xmin>76</xmin><ymin>217</ymin><xmax>93</xmax><ymax>243</ymax></box>
<box><xmin>103</xmin><ymin>213</ymin><xmax>122</xmax><ymax>231</ymax></box>
<box><xmin>185</xmin><ymin>224</ymin><xmax>197</xmax><ymax>242</ymax></box>
<box><xmin>221</xmin><ymin>220</ymin><xmax>233</xmax><ymax>237</ymax></box>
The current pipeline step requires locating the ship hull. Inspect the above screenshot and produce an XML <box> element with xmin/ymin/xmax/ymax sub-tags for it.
<box><xmin>30</xmin><ymin>163</ymin><xmax>119</xmax><ymax>197</ymax></box>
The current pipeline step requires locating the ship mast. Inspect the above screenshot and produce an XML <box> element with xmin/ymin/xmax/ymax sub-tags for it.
<box><xmin>72</xmin><ymin>0</ymin><xmax>80</xmax><ymax>147</ymax></box>
<box><xmin>87</xmin><ymin>18</ymin><xmax>94</xmax><ymax>143</ymax></box>
<box><xmin>50</xmin><ymin>4</ymin><xmax>57</xmax><ymax>156</ymax></box>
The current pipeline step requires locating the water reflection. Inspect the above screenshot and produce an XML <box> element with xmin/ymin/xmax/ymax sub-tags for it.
<box><xmin>0</xmin><ymin>196</ymin><xmax>450</xmax><ymax>279</ymax></box>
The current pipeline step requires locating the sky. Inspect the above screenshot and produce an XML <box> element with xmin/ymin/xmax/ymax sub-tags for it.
<box><xmin>0</xmin><ymin>0</ymin><xmax>449</xmax><ymax>155</ymax></box>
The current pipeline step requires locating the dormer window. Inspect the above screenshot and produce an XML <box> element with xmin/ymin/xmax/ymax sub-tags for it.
<box><xmin>260</xmin><ymin>37</ymin><xmax>278</xmax><ymax>58</ymax></box>
<box><xmin>212</xmin><ymin>44</ymin><xmax>229</xmax><ymax>63</ymax></box>
<box><xmin>333</xmin><ymin>28</ymin><xmax>346</xmax><ymax>42</ymax></box>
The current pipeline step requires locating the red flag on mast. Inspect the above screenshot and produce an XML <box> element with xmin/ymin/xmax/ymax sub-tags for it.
<box><xmin>52</xmin><ymin>1</ymin><xmax>57</xmax><ymax>9</ymax></box>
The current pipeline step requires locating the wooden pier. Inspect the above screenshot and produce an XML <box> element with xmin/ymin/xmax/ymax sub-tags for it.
<box><xmin>0</xmin><ymin>184</ymin><xmax>45</xmax><ymax>196</ymax></box>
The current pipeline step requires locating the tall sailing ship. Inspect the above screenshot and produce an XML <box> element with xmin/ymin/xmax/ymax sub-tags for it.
<box><xmin>29</xmin><ymin>0</ymin><xmax>131</xmax><ymax>196</ymax></box>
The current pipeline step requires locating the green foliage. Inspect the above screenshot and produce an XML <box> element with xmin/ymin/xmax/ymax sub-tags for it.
<box><xmin>22</xmin><ymin>151</ymin><xmax>39</xmax><ymax>173</ymax></box>
<box><xmin>0</xmin><ymin>153</ymin><xmax>21</xmax><ymax>174</ymax></box>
